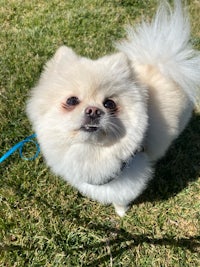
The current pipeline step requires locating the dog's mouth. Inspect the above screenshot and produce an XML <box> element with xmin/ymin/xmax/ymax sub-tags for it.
<box><xmin>80</xmin><ymin>125</ymin><xmax>100</xmax><ymax>132</ymax></box>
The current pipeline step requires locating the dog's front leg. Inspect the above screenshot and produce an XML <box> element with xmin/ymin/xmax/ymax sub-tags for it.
<box><xmin>78</xmin><ymin>153</ymin><xmax>152</xmax><ymax>216</ymax></box>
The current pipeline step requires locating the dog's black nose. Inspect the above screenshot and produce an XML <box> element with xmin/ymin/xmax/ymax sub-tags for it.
<box><xmin>85</xmin><ymin>106</ymin><xmax>104</xmax><ymax>119</ymax></box>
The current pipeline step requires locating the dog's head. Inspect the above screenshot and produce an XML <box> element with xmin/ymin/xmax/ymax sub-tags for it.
<box><xmin>27</xmin><ymin>46</ymin><xmax>148</xmax><ymax>156</ymax></box>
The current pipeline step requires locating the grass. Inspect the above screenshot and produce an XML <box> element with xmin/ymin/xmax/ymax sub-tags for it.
<box><xmin>0</xmin><ymin>0</ymin><xmax>200</xmax><ymax>266</ymax></box>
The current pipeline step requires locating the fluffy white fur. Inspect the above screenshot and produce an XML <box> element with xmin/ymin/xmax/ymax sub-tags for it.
<box><xmin>27</xmin><ymin>0</ymin><xmax>200</xmax><ymax>216</ymax></box>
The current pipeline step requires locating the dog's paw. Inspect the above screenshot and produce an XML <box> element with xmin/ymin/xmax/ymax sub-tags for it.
<box><xmin>113</xmin><ymin>203</ymin><xmax>129</xmax><ymax>217</ymax></box>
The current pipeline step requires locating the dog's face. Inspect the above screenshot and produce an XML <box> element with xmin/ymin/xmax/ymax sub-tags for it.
<box><xmin>27</xmin><ymin>46</ymin><xmax>148</xmax><ymax>158</ymax></box>
<box><xmin>60</xmin><ymin>92</ymin><xmax>126</xmax><ymax>145</ymax></box>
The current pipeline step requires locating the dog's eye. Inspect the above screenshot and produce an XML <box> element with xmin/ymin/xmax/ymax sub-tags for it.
<box><xmin>103</xmin><ymin>99</ymin><xmax>117</xmax><ymax>111</ymax></box>
<box><xmin>66</xmin><ymin>96</ymin><xmax>80</xmax><ymax>106</ymax></box>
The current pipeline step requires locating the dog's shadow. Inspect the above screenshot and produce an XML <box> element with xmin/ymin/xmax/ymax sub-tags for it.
<box><xmin>136</xmin><ymin>113</ymin><xmax>200</xmax><ymax>203</ymax></box>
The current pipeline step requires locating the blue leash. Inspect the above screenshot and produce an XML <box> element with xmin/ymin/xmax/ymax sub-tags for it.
<box><xmin>0</xmin><ymin>134</ymin><xmax>40</xmax><ymax>163</ymax></box>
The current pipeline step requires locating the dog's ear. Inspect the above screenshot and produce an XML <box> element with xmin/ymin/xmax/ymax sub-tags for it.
<box><xmin>45</xmin><ymin>46</ymin><xmax>79</xmax><ymax>72</ymax></box>
<box><xmin>54</xmin><ymin>45</ymin><xmax>79</xmax><ymax>63</ymax></box>
<box><xmin>99</xmin><ymin>53</ymin><xmax>132</xmax><ymax>83</ymax></box>
<box><xmin>109</xmin><ymin>53</ymin><xmax>131</xmax><ymax>74</ymax></box>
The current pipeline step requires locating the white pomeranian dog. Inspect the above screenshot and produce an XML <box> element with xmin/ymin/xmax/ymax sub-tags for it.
<box><xmin>27</xmin><ymin>0</ymin><xmax>200</xmax><ymax>216</ymax></box>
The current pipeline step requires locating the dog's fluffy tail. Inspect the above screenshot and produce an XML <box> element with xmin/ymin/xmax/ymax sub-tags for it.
<box><xmin>116</xmin><ymin>0</ymin><xmax>200</xmax><ymax>102</ymax></box>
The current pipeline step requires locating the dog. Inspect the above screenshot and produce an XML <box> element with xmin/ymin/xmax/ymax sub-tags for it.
<box><xmin>26</xmin><ymin>0</ymin><xmax>200</xmax><ymax>216</ymax></box>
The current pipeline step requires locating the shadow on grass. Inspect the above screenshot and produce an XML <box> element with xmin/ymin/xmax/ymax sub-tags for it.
<box><xmin>136</xmin><ymin>113</ymin><xmax>200</xmax><ymax>203</ymax></box>
<box><xmin>0</xmin><ymin>244</ymin><xmax>24</xmax><ymax>252</ymax></box>
<box><xmin>80</xmin><ymin>223</ymin><xmax>200</xmax><ymax>267</ymax></box>
<box><xmin>1</xmin><ymin>216</ymin><xmax>199</xmax><ymax>265</ymax></box>
<box><xmin>0</xmin><ymin>230</ymin><xmax>199</xmax><ymax>266</ymax></box>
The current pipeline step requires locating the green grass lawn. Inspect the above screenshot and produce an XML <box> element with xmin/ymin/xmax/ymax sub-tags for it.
<box><xmin>0</xmin><ymin>0</ymin><xmax>200</xmax><ymax>266</ymax></box>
